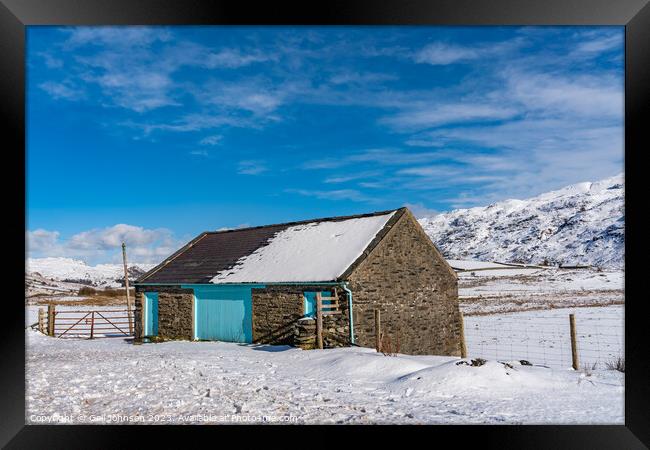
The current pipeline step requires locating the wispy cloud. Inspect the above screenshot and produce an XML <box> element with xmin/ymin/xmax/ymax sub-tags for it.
<box><xmin>323</xmin><ymin>170</ymin><xmax>383</xmax><ymax>184</ymax></box>
<box><xmin>573</xmin><ymin>29</ymin><xmax>623</xmax><ymax>55</ymax></box>
<box><xmin>303</xmin><ymin>148</ymin><xmax>448</xmax><ymax>170</ymax></box>
<box><xmin>199</xmin><ymin>134</ymin><xmax>223</xmax><ymax>146</ymax></box>
<box><xmin>286</xmin><ymin>188</ymin><xmax>374</xmax><ymax>202</ymax></box>
<box><xmin>329</xmin><ymin>71</ymin><xmax>397</xmax><ymax>85</ymax></box>
<box><xmin>202</xmin><ymin>48</ymin><xmax>274</xmax><ymax>68</ymax></box>
<box><xmin>63</xmin><ymin>27</ymin><xmax>173</xmax><ymax>49</ymax></box>
<box><xmin>381</xmin><ymin>103</ymin><xmax>519</xmax><ymax>131</ymax></box>
<box><xmin>414</xmin><ymin>38</ymin><xmax>524</xmax><ymax>65</ymax></box>
<box><xmin>237</xmin><ymin>160</ymin><xmax>268</xmax><ymax>175</ymax></box>
<box><xmin>38</xmin><ymin>81</ymin><xmax>81</xmax><ymax>100</ymax></box>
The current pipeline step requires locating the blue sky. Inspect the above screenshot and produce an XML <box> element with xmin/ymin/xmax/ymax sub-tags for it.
<box><xmin>26</xmin><ymin>26</ymin><xmax>624</xmax><ymax>264</ymax></box>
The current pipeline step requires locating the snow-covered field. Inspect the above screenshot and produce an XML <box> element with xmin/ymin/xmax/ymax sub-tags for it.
<box><xmin>25</xmin><ymin>326</ymin><xmax>623</xmax><ymax>425</ymax></box>
<box><xmin>457</xmin><ymin>263</ymin><xmax>623</xmax><ymax>315</ymax></box>
<box><xmin>24</xmin><ymin>254</ymin><xmax>624</xmax><ymax>423</ymax></box>
<box><xmin>464</xmin><ymin>305</ymin><xmax>623</xmax><ymax>369</ymax></box>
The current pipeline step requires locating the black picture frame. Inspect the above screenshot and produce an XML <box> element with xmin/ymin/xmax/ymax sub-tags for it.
<box><xmin>2</xmin><ymin>0</ymin><xmax>648</xmax><ymax>447</ymax></box>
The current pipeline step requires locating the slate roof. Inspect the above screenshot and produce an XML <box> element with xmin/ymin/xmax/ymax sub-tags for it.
<box><xmin>136</xmin><ymin>208</ymin><xmax>404</xmax><ymax>284</ymax></box>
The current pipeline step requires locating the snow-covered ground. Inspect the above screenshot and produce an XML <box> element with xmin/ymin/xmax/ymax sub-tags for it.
<box><xmin>457</xmin><ymin>262</ymin><xmax>623</xmax><ymax>315</ymax></box>
<box><xmin>24</xmin><ymin>240</ymin><xmax>624</xmax><ymax>423</ymax></box>
<box><xmin>25</xmin><ymin>326</ymin><xmax>623</xmax><ymax>424</ymax></box>
<box><xmin>464</xmin><ymin>305</ymin><xmax>623</xmax><ymax>369</ymax></box>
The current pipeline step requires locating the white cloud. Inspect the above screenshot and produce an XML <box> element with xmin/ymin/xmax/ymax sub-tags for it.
<box><xmin>203</xmin><ymin>49</ymin><xmax>274</xmax><ymax>68</ymax></box>
<box><xmin>324</xmin><ymin>170</ymin><xmax>383</xmax><ymax>184</ymax></box>
<box><xmin>39</xmin><ymin>52</ymin><xmax>64</xmax><ymax>69</ymax></box>
<box><xmin>38</xmin><ymin>81</ymin><xmax>81</xmax><ymax>100</ymax></box>
<box><xmin>237</xmin><ymin>160</ymin><xmax>268</xmax><ymax>175</ymax></box>
<box><xmin>286</xmin><ymin>188</ymin><xmax>374</xmax><ymax>203</ymax></box>
<box><xmin>573</xmin><ymin>30</ymin><xmax>623</xmax><ymax>55</ymax></box>
<box><xmin>202</xmin><ymin>79</ymin><xmax>286</xmax><ymax>115</ymax></box>
<box><xmin>26</xmin><ymin>229</ymin><xmax>60</xmax><ymax>253</ymax></box>
<box><xmin>381</xmin><ymin>103</ymin><xmax>519</xmax><ymax>131</ymax></box>
<box><xmin>199</xmin><ymin>134</ymin><xmax>223</xmax><ymax>146</ymax></box>
<box><xmin>303</xmin><ymin>148</ymin><xmax>448</xmax><ymax>171</ymax></box>
<box><xmin>403</xmin><ymin>202</ymin><xmax>438</xmax><ymax>219</ymax></box>
<box><xmin>329</xmin><ymin>71</ymin><xmax>396</xmax><ymax>85</ymax></box>
<box><xmin>414</xmin><ymin>39</ymin><xmax>523</xmax><ymax>65</ymax></box>
<box><xmin>26</xmin><ymin>224</ymin><xmax>181</xmax><ymax>264</ymax></box>
<box><xmin>415</xmin><ymin>42</ymin><xmax>481</xmax><ymax>65</ymax></box>
<box><xmin>503</xmin><ymin>70</ymin><xmax>622</xmax><ymax>119</ymax></box>
<box><xmin>64</xmin><ymin>27</ymin><xmax>172</xmax><ymax>49</ymax></box>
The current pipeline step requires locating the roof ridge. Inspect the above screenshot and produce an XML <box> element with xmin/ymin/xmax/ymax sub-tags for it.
<box><xmin>207</xmin><ymin>207</ymin><xmax>404</xmax><ymax>235</ymax></box>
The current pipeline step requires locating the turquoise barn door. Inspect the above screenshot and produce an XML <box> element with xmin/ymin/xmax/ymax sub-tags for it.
<box><xmin>193</xmin><ymin>286</ymin><xmax>253</xmax><ymax>343</ymax></box>
<box><xmin>144</xmin><ymin>292</ymin><xmax>159</xmax><ymax>336</ymax></box>
<box><xmin>303</xmin><ymin>291</ymin><xmax>331</xmax><ymax>318</ymax></box>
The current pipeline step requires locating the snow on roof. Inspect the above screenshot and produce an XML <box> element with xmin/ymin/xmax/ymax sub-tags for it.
<box><xmin>210</xmin><ymin>211</ymin><xmax>396</xmax><ymax>283</ymax></box>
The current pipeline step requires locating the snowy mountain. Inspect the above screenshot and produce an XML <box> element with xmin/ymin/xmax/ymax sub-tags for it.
<box><xmin>26</xmin><ymin>257</ymin><xmax>155</xmax><ymax>288</ymax></box>
<box><xmin>419</xmin><ymin>174</ymin><xmax>624</xmax><ymax>268</ymax></box>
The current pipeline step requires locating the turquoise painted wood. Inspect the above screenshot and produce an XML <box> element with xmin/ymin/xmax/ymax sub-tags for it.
<box><xmin>303</xmin><ymin>291</ymin><xmax>332</xmax><ymax>318</ymax></box>
<box><xmin>144</xmin><ymin>292</ymin><xmax>159</xmax><ymax>336</ymax></box>
<box><xmin>190</xmin><ymin>285</ymin><xmax>261</xmax><ymax>343</ymax></box>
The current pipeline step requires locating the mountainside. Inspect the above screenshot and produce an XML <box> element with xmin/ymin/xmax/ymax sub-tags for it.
<box><xmin>26</xmin><ymin>257</ymin><xmax>155</xmax><ymax>288</ymax></box>
<box><xmin>419</xmin><ymin>174</ymin><xmax>624</xmax><ymax>268</ymax></box>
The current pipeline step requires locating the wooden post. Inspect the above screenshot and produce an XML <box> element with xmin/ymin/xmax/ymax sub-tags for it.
<box><xmin>316</xmin><ymin>292</ymin><xmax>323</xmax><ymax>349</ymax></box>
<box><xmin>459</xmin><ymin>312</ymin><xmax>467</xmax><ymax>358</ymax></box>
<box><xmin>90</xmin><ymin>311</ymin><xmax>95</xmax><ymax>339</ymax></box>
<box><xmin>47</xmin><ymin>304</ymin><xmax>56</xmax><ymax>337</ymax></box>
<box><xmin>122</xmin><ymin>242</ymin><xmax>134</xmax><ymax>335</ymax></box>
<box><xmin>374</xmin><ymin>309</ymin><xmax>381</xmax><ymax>352</ymax></box>
<box><xmin>569</xmin><ymin>313</ymin><xmax>579</xmax><ymax>370</ymax></box>
<box><xmin>141</xmin><ymin>294</ymin><xmax>146</xmax><ymax>339</ymax></box>
<box><xmin>38</xmin><ymin>308</ymin><xmax>45</xmax><ymax>334</ymax></box>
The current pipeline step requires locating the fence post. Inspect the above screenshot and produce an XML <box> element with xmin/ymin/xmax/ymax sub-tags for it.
<box><xmin>459</xmin><ymin>312</ymin><xmax>467</xmax><ymax>358</ymax></box>
<box><xmin>316</xmin><ymin>292</ymin><xmax>323</xmax><ymax>349</ymax></box>
<box><xmin>569</xmin><ymin>313</ymin><xmax>579</xmax><ymax>370</ymax></box>
<box><xmin>122</xmin><ymin>242</ymin><xmax>134</xmax><ymax>335</ymax></box>
<box><xmin>47</xmin><ymin>304</ymin><xmax>56</xmax><ymax>337</ymax></box>
<box><xmin>374</xmin><ymin>309</ymin><xmax>381</xmax><ymax>353</ymax></box>
<box><xmin>38</xmin><ymin>308</ymin><xmax>45</xmax><ymax>334</ymax></box>
<box><xmin>90</xmin><ymin>311</ymin><xmax>95</xmax><ymax>340</ymax></box>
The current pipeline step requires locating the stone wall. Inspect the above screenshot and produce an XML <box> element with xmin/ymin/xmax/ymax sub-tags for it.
<box><xmin>134</xmin><ymin>285</ymin><xmax>194</xmax><ymax>340</ymax></box>
<box><xmin>251</xmin><ymin>285</ymin><xmax>350</xmax><ymax>347</ymax></box>
<box><xmin>347</xmin><ymin>210</ymin><xmax>462</xmax><ymax>356</ymax></box>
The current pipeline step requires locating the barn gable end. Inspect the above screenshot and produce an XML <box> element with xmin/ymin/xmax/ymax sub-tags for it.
<box><xmin>345</xmin><ymin>209</ymin><xmax>462</xmax><ymax>355</ymax></box>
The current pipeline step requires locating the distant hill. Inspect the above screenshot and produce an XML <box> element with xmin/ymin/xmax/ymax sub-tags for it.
<box><xmin>26</xmin><ymin>257</ymin><xmax>155</xmax><ymax>288</ymax></box>
<box><xmin>419</xmin><ymin>174</ymin><xmax>624</xmax><ymax>269</ymax></box>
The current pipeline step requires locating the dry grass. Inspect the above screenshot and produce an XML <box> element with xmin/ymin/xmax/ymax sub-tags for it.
<box><xmin>79</xmin><ymin>287</ymin><xmax>134</xmax><ymax>298</ymax></box>
<box><xmin>582</xmin><ymin>361</ymin><xmax>598</xmax><ymax>376</ymax></box>
<box><xmin>380</xmin><ymin>333</ymin><xmax>401</xmax><ymax>356</ymax></box>
<box><xmin>605</xmin><ymin>357</ymin><xmax>625</xmax><ymax>372</ymax></box>
<box><xmin>33</xmin><ymin>296</ymin><xmax>130</xmax><ymax>307</ymax></box>
<box><xmin>463</xmin><ymin>298</ymin><xmax>625</xmax><ymax>317</ymax></box>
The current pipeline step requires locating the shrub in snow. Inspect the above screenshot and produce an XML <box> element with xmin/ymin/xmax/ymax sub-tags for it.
<box><xmin>605</xmin><ymin>357</ymin><xmax>624</xmax><ymax>372</ymax></box>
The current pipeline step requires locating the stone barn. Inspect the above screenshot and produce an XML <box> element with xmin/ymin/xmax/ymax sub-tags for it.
<box><xmin>133</xmin><ymin>207</ymin><xmax>462</xmax><ymax>355</ymax></box>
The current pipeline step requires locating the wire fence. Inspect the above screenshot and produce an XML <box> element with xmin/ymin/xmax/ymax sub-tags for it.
<box><xmin>463</xmin><ymin>306</ymin><xmax>624</xmax><ymax>369</ymax></box>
